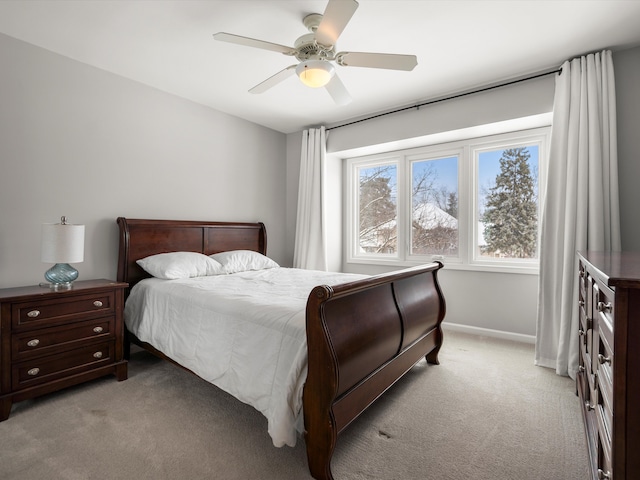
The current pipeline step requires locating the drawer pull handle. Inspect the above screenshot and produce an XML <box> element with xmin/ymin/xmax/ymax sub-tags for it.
<box><xmin>93</xmin><ymin>300</ymin><xmax>103</xmax><ymax>308</ymax></box>
<box><xmin>597</xmin><ymin>301</ymin><xmax>612</xmax><ymax>313</ymax></box>
<box><xmin>597</xmin><ymin>469</ymin><xmax>611</xmax><ymax>480</ymax></box>
<box><xmin>93</xmin><ymin>326</ymin><xmax>104</xmax><ymax>334</ymax></box>
<box><xmin>27</xmin><ymin>310</ymin><xmax>40</xmax><ymax>318</ymax></box>
<box><xmin>598</xmin><ymin>354</ymin><xmax>612</xmax><ymax>365</ymax></box>
<box><xmin>579</xmin><ymin>365</ymin><xmax>585</xmax><ymax>373</ymax></box>
<box><xmin>27</xmin><ymin>339</ymin><xmax>40</xmax><ymax>347</ymax></box>
<box><xmin>585</xmin><ymin>401</ymin><xmax>595</xmax><ymax>411</ymax></box>
<box><xmin>579</xmin><ymin>300</ymin><xmax>585</xmax><ymax>307</ymax></box>
<box><xmin>578</xmin><ymin>328</ymin><xmax>585</xmax><ymax>336</ymax></box>
<box><xmin>27</xmin><ymin>368</ymin><xmax>40</xmax><ymax>376</ymax></box>
<box><xmin>93</xmin><ymin>351</ymin><xmax>103</xmax><ymax>359</ymax></box>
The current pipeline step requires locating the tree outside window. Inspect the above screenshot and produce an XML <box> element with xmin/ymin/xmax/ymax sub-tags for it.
<box><xmin>411</xmin><ymin>157</ymin><xmax>458</xmax><ymax>256</ymax></box>
<box><xmin>479</xmin><ymin>146</ymin><xmax>538</xmax><ymax>259</ymax></box>
<box><xmin>358</xmin><ymin>165</ymin><xmax>397</xmax><ymax>254</ymax></box>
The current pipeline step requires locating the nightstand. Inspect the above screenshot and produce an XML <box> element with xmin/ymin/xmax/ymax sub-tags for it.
<box><xmin>0</xmin><ymin>279</ymin><xmax>128</xmax><ymax>421</ymax></box>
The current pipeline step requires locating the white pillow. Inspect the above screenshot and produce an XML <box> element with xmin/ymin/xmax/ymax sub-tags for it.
<box><xmin>209</xmin><ymin>250</ymin><xmax>279</xmax><ymax>274</ymax></box>
<box><xmin>137</xmin><ymin>251</ymin><xmax>224</xmax><ymax>279</ymax></box>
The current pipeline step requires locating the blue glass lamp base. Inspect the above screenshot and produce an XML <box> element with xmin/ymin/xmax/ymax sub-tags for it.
<box><xmin>43</xmin><ymin>263</ymin><xmax>79</xmax><ymax>289</ymax></box>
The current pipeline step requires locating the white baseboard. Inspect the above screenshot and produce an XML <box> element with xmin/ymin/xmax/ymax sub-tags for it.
<box><xmin>442</xmin><ymin>321</ymin><xmax>536</xmax><ymax>344</ymax></box>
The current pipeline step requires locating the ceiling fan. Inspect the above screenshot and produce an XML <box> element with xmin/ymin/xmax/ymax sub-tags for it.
<box><xmin>213</xmin><ymin>0</ymin><xmax>417</xmax><ymax>105</ymax></box>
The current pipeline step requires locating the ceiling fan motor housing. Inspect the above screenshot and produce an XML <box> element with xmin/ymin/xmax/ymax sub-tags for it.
<box><xmin>294</xmin><ymin>24</ymin><xmax>335</xmax><ymax>62</ymax></box>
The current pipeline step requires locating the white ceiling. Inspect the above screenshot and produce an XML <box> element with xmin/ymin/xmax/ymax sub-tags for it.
<box><xmin>1</xmin><ymin>0</ymin><xmax>639</xmax><ymax>134</ymax></box>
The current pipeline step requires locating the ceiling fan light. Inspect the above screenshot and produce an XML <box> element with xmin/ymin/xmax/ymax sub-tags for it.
<box><xmin>296</xmin><ymin>60</ymin><xmax>335</xmax><ymax>88</ymax></box>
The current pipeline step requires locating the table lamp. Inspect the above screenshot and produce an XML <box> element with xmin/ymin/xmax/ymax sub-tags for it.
<box><xmin>41</xmin><ymin>216</ymin><xmax>85</xmax><ymax>289</ymax></box>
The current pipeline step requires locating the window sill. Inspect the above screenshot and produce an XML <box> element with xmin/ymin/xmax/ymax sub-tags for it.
<box><xmin>346</xmin><ymin>258</ymin><xmax>539</xmax><ymax>275</ymax></box>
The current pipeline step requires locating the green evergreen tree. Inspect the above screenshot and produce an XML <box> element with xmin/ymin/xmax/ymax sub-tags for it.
<box><xmin>482</xmin><ymin>148</ymin><xmax>537</xmax><ymax>258</ymax></box>
<box><xmin>445</xmin><ymin>191</ymin><xmax>458</xmax><ymax>218</ymax></box>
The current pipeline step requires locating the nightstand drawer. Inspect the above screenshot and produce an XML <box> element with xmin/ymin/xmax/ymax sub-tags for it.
<box><xmin>12</xmin><ymin>317</ymin><xmax>114</xmax><ymax>361</ymax></box>
<box><xmin>12</xmin><ymin>292</ymin><xmax>115</xmax><ymax>330</ymax></box>
<box><xmin>12</xmin><ymin>341</ymin><xmax>115</xmax><ymax>390</ymax></box>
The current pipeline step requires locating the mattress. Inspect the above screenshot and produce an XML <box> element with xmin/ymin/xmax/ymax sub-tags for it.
<box><xmin>124</xmin><ymin>267</ymin><xmax>366</xmax><ymax>447</ymax></box>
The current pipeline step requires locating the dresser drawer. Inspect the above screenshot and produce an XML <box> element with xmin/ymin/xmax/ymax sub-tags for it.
<box><xmin>581</xmin><ymin>346</ymin><xmax>593</xmax><ymax>380</ymax></box>
<box><xmin>12</xmin><ymin>317</ymin><xmax>114</xmax><ymax>361</ymax></box>
<box><xmin>595</xmin><ymin>281</ymin><xmax>614</xmax><ymax>335</ymax></box>
<box><xmin>579</xmin><ymin>261</ymin><xmax>588</xmax><ymax>299</ymax></box>
<box><xmin>596</xmin><ymin>402</ymin><xmax>613</xmax><ymax>477</ymax></box>
<box><xmin>12</xmin><ymin>341</ymin><xmax>115</xmax><ymax>390</ymax></box>
<box><xmin>597</xmin><ymin>382</ymin><xmax>613</xmax><ymax>450</ymax></box>
<box><xmin>579</xmin><ymin>300</ymin><xmax>593</xmax><ymax>369</ymax></box>
<box><xmin>597</xmin><ymin>324</ymin><xmax>613</xmax><ymax>398</ymax></box>
<box><xmin>11</xmin><ymin>291</ymin><xmax>115</xmax><ymax>330</ymax></box>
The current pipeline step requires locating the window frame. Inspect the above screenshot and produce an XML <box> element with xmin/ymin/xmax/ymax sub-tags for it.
<box><xmin>345</xmin><ymin>125</ymin><xmax>551</xmax><ymax>275</ymax></box>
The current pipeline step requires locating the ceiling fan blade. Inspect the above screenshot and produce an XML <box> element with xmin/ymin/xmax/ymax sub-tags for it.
<box><xmin>337</xmin><ymin>51</ymin><xmax>418</xmax><ymax>71</ymax></box>
<box><xmin>325</xmin><ymin>74</ymin><xmax>352</xmax><ymax>105</ymax></box>
<box><xmin>315</xmin><ymin>0</ymin><xmax>359</xmax><ymax>47</ymax></box>
<box><xmin>213</xmin><ymin>32</ymin><xmax>296</xmax><ymax>55</ymax></box>
<box><xmin>249</xmin><ymin>65</ymin><xmax>297</xmax><ymax>94</ymax></box>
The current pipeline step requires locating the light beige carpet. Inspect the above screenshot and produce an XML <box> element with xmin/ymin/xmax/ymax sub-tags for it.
<box><xmin>0</xmin><ymin>331</ymin><xmax>588</xmax><ymax>479</ymax></box>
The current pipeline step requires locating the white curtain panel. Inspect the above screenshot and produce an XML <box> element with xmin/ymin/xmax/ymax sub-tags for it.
<box><xmin>293</xmin><ymin>127</ymin><xmax>328</xmax><ymax>271</ymax></box>
<box><xmin>535</xmin><ymin>50</ymin><xmax>620</xmax><ymax>378</ymax></box>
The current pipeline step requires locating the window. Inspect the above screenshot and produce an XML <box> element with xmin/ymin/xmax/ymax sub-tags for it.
<box><xmin>346</xmin><ymin>126</ymin><xmax>549</xmax><ymax>273</ymax></box>
<box><xmin>409</xmin><ymin>154</ymin><xmax>459</xmax><ymax>257</ymax></box>
<box><xmin>357</xmin><ymin>162</ymin><xmax>397</xmax><ymax>256</ymax></box>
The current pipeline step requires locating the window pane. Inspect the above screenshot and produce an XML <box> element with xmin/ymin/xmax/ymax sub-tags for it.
<box><xmin>358</xmin><ymin>164</ymin><xmax>397</xmax><ymax>254</ymax></box>
<box><xmin>478</xmin><ymin>146</ymin><xmax>539</xmax><ymax>259</ymax></box>
<box><xmin>411</xmin><ymin>156</ymin><xmax>458</xmax><ymax>256</ymax></box>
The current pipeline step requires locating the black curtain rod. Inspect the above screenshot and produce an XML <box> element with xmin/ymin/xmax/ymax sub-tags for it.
<box><xmin>326</xmin><ymin>68</ymin><xmax>562</xmax><ymax>132</ymax></box>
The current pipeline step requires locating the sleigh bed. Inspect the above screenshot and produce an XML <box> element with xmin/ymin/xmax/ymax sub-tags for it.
<box><xmin>116</xmin><ymin>217</ymin><xmax>446</xmax><ymax>480</ymax></box>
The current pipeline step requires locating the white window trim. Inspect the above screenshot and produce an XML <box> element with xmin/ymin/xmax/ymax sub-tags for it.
<box><xmin>348</xmin><ymin>154</ymin><xmax>402</xmax><ymax>262</ymax></box>
<box><xmin>345</xmin><ymin>121</ymin><xmax>551</xmax><ymax>275</ymax></box>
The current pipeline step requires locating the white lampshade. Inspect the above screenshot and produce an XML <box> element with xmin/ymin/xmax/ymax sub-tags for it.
<box><xmin>296</xmin><ymin>60</ymin><xmax>335</xmax><ymax>88</ymax></box>
<box><xmin>41</xmin><ymin>219</ymin><xmax>85</xmax><ymax>264</ymax></box>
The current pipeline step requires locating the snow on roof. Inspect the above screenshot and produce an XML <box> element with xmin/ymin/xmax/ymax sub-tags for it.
<box><xmin>359</xmin><ymin>203</ymin><xmax>487</xmax><ymax>248</ymax></box>
<box><xmin>412</xmin><ymin>203</ymin><xmax>457</xmax><ymax>229</ymax></box>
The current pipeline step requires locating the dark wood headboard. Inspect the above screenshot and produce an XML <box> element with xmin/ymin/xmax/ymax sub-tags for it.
<box><xmin>116</xmin><ymin>217</ymin><xmax>267</xmax><ymax>289</ymax></box>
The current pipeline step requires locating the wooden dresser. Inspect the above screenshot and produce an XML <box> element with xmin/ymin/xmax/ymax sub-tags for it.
<box><xmin>0</xmin><ymin>279</ymin><xmax>128</xmax><ymax>421</ymax></box>
<box><xmin>577</xmin><ymin>252</ymin><xmax>640</xmax><ymax>480</ymax></box>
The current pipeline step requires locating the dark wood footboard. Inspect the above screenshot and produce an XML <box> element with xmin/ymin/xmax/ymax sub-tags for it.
<box><xmin>303</xmin><ymin>263</ymin><xmax>446</xmax><ymax>480</ymax></box>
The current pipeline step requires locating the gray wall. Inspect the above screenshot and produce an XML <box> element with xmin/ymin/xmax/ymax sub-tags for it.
<box><xmin>0</xmin><ymin>33</ymin><xmax>287</xmax><ymax>289</ymax></box>
<box><xmin>615</xmin><ymin>46</ymin><xmax>640</xmax><ymax>250</ymax></box>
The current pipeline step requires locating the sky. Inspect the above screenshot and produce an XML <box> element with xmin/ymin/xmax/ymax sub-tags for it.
<box><xmin>413</xmin><ymin>145</ymin><xmax>540</xmax><ymax>210</ymax></box>
<box><xmin>359</xmin><ymin>144</ymin><xmax>540</xmax><ymax>212</ymax></box>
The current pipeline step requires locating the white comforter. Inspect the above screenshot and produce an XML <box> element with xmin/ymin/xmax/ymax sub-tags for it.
<box><xmin>124</xmin><ymin>267</ymin><xmax>366</xmax><ymax>447</ymax></box>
